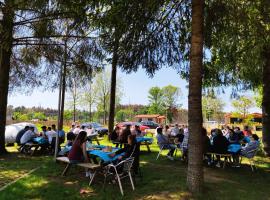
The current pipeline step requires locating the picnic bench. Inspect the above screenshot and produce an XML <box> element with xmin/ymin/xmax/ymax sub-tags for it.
<box><xmin>56</xmin><ymin>156</ymin><xmax>101</xmax><ymax>185</ymax></box>
<box><xmin>206</xmin><ymin>152</ymin><xmax>232</xmax><ymax>168</ymax></box>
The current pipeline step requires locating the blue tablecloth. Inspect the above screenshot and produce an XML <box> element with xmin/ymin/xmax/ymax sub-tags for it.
<box><xmin>88</xmin><ymin>148</ymin><xmax>123</xmax><ymax>163</ymax></box>
<box><xmin>33</xmin><ymin>137</ymin><xmax>48</xmax><ymax>144</ymax></box>
<box><xmin>136</xmin><ymin>137</ymin><xmax>153</xmax><ymax>143</ymax></box>
<box><xmin>228</xmin><ymin>144</ymin><xmax>241</xmax><ymax>153</ymax></box>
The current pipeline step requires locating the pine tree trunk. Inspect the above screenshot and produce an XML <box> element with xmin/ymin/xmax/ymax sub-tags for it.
<box><xmin>187</xmin><ymin>0</ymin><xmax>204</xmax><ymax>193</ymax></box>
<box><xmin>108</xmin><ymin>43</ymin><xmax>119</xmax><ymax>135</ymax></box>
<box><xmin>262</xmin><ymin>47</ymin><xmax>270</xmax><ymax>156</ymax></box>
<box><xmin>0</xmin><ymin>4</ymin><xmax>14</xmax><ymax>154</ymax></box>
<box><xmin>59</xmin><ymin>41</ymin><xmax>67</xmax><ymax>130</ymax></box>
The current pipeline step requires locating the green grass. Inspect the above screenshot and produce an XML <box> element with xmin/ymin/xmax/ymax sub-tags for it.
<box><xmin>1</xmin><ymin>137</ymin><xmax>270</xmax><ymax>200</ymax></box>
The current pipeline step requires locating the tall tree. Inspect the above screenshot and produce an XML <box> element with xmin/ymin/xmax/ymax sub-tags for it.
<box><xmin>162</xmin><ymin>85</ymin><xmax>181</xmax><ymax>122</ymax></box>
<box><xmin>231</xmin><ymin>96</ymin><xmax>254</xmax><ymax>118</ymax></box>
<box><xmin>147</xmin><ymin>86</ymin><xmax>164</xmax><ymax>114</ymax></box>
<box><xmin>202</xmin><ymin>95</ymin><xmax>224</xmax><ymax>121</ymax></box>
<box><xmin>205</xmin><ymin>0</ymin><xmax>270</xmax><ymax>155</ymax></box>
<box><xmin>187</xmin><ymin>0</ymin><xmax>204</xmax><ymax>193</ymax></box>
<box><xmin>0</xmin><ymin>0</ymin><xmax>15</xmax><ymax>154</ymax></box>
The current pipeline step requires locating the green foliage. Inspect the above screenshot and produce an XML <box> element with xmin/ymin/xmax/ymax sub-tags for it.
<box><xmin>204</xmin><ymin>0</ymin><xmax>270</xmax><ymax>89</ymax></box>
<box><xmin>63</xmin><ymin>110</ymin><xmax>73</xmax><ymax>121</ymax></box>
<box><xmin>232</xmin><ymin>96</ymin><xmax>254</xmax><ymax>118</ymax></box>
<box><xmin>254</xmin><ymin>86</ymin><xmax>263</xmax><ymax>108</ymax></box>
<box><xmin>115</xmin><ymin>109</ymin><xmax>133</xmax><ymax>122</ymax></box>
<box><xmin>202</xmin><ymin>95</ymin><xmax>225</xmax><ymax>121</ymax></box>
<box><xmin>32</xmin><ymin>112</ymin><xmax>47</xmax><ymax>121</ymax></box>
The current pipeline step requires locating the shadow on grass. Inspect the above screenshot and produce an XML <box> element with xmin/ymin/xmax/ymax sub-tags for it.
<box><xmin>1</xmin><ymin>145</ymin><xmax>270</xmax><ymax>200</ymax></box>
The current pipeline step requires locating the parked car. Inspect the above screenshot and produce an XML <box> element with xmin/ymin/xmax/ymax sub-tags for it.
<box><xmin>81</xmin><ymin>122</ymin><xmax>108</xmax><ymax>136</ymax></box>
<box><xmin>140</xmin><ymin>121</ymin><xmax>159</xmax><ymax>129</ymax></box>
<box><xmin>116</xmin><ymin>122</ymin><xmax>150</xmax><ymax>132</ymax></box>
<box><xmin>5</xmin><ymin>122</ymin><xmax>38</xmax><ymax>144</ymax></box>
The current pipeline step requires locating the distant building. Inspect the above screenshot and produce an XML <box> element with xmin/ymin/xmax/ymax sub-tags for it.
<box><xmin>224</xmin><ymin>112</ymin><xmax>262</xmax><ymax>124</ymax></box>
<box><xmin>134</xmin><ymin>114</ymin><xmax>166</xmax><ymax>124</ymax></box>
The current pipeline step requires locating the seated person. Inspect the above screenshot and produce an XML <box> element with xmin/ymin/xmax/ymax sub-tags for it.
<box><xmin>66</xmin><ymin>131</ymin><xmax>76</xmax><ymax>146</ymax></box>
<box><xmin>20</xmin><ymin>126</ymin><xmax>36</xmax><ymax>145</ymax></box>
<box><xmin>58</xmin><ymin>132</ymin><xmax>76</xmax><ymax>156</ymax></box>
<box><xmin>170</xmin><ymin>124</ymin><xmax>180</xmax><ymax>137</ymax></box>
<box><xmin>212</xmin><ymin>129</ymin><xmax>230</xmax><ymax>167</ymax></box>
<box><xmin>228</xmin><ymin>128</ymin><xmax>241</xmax><ymax>144</ymax></box>
<box><xmin>110</xmin><ymin>135</ymin><xmax>140</xmax><ymax>173</ymax></box>
<box><xmin>16</xmin><ymin>126</ymin><xmax>29</xmax><ymax>146</ymax></box>
<box><xmin>109</xmin><ymin>126</ymin><xmax>121</xmax><ymax>143</ymax></box>
<box><xmin>202</xmin><ymin>128</ymin><xmax>211</xmax><ymax>165</ymax></box>
<box><xmin>68</xmin><ymin>131</ymin><xmax>91</xmax><ymax>177</ymax></box>
<box><xmin>243</xmin><ymin>126</ymin><xmax>252</xmax><ymax>137</ymax></box>
<box><xmin>181</xmin><ymin>128</ymin><xmax>189</xmax><ymax>161</ymax></box>
<box><xmin>156</xmin><ymin>127</ymin><xmax>175</xmax><ymax>160</ymax></box>
<box><xmin>240</xmin><ymin>134</ymin><xmax>260</xmax><ymax>158</ymax></box>
<box><xmin>119</xmin><ymin>125</ymin><xmax>131</xmax><ymax>145</ymax></box>
<box><xmin>40</xmin><ymin>126</ymin><xmax>47</xmax><ymax>138</ymax></box>
<box><xmin>132</xmin><ymin>125</ymin><xmax>142</xmax><ymax>137</ymax></box>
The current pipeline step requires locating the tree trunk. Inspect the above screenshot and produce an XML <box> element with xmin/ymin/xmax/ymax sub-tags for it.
<box><xmin>262</xmin><ymin>47</ymin><xmax>270</xmax><ymax>156</ymax></box>
<box><xmin>103</xmin><ymin>97</ymin><xmax>106</xmax><ymax>125</ymax></box>
<box><xmin>0</xmin><ymin>3</ymin><xmax>14</xmax><ymax>154</ymax></box>
<box><xmin>108</xmin><ymin>42</ymin><xmax>119</xmax><ymax>135</ymax></box>
<box><xmin>187</xmin><ymin>0</ymin><xmax>204</xmax><ymax>193</ymax></box>
<box><xmin>59</xmin><ymin>42</ymin><xmax>67</xmax><ymax>130</ymax></box>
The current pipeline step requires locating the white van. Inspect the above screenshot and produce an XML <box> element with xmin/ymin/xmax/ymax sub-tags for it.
<box><xmin>5</xmin><ymin>122</ymin><xmax>38</xmax><ymax>144</ymax></box>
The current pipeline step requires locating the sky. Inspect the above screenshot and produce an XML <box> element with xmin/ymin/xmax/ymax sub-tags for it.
<box><xmin>8</xmin><ymin>67</ymin><xmax>261</xmax><ymax>113</ymax></box>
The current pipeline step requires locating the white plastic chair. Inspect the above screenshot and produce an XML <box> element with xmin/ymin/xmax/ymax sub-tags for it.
<box><xmin>103</xmin><ymin>157</ymin><xmax>135</xmax><ymax>196</ymax></box>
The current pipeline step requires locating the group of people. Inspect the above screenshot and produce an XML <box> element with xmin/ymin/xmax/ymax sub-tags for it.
<box><xmin>155</xmin><ymin>124</ymin><xmax>189</xmax><ymax>161</ymax></box>
<box><xmin>16</xmin><ymin>124</ymin><xmax>65</xmax><ymax>154</ymax></box>
<box><xmin>205</xmin><ymin>126</ymin><xmax>260</xmax><ymax>167</ymax></box>
<box><xmin>109</xmin><ymin>124</ymin><xmax>144</xmax><ymax>146</ymax></box>
<box><xmin>154</xmin><ymin>123</ymin><xmax>260</xmax><ymax>167</ymax></box>
<box><xmin>67</xmin><ymin>127</ymin><xmax>140</xmax><ymax>177</ymax></box>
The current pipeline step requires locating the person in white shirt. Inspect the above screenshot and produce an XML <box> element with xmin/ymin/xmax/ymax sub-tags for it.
<box><xmin>46</xmin><ymin>127</ymin><xmax>57</xmax><ymax>144</ymax></box>
<box><xmin>20</xmin><ymin>127</ymin><xmax>36</xmax><ymax>144</ymax></box>
<box><xmin>170</xmin><ymin>124</ymin><xmax>180</xmax><ymax>137</ymax></box>
<box><xmin>73</xmin><ymin>125</ymin><xmax>81</xmax><ymax>135</ymax></box>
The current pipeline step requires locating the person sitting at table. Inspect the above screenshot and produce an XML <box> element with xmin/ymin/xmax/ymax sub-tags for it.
<box><xmin>243</xmin><ymin>125</ymin><xmax>252</xmax><ymax>137</ymax></box>
<box><xmin>20</xmin><ymin>126</ymin><xmax>37</xmax><ymax>152</ymax></box>
<box><xmin>240</xmin><ymin>134</ymin><xmax>260</xmax><ymax>158</ymax></box>
<box><xmin>156</xmin><ymin>127</ymin><xmax>175</xmax><ymax>160</ymax></box>
<box><xmin>170</xmin><ymin>124</ymin><xmax>180</xmax><ymax>137</ymax></box>
<box><xmin>212</xmin><ymin>129</ymin><xmax>230</xmax><ymax>167</ymax></box>
<box><xmin>109</xmin><ymin>126</ymin><xmax>120</xmax><ymax>141</ymax></box>
<box><xmin>228</xmin><ymin>128</ymin><xmax>241</xmax><ymax>144</ymax></box>
<box><xmin>132</xmin><ymin>125</ymin><xmax>142</xmax><ymax>137</ymax></box>
<box><xmin>68</xmin><ymin>131</ymin><xmax>91</xmax><ymax>177</ymax></box>
<box><xmin>120</xmin><ymin>125</ymin><xmax>131</xmax><ymax>146</ymax></box>
<box><xmin>202</xmin><ymin>127</ymin><xmax>211</xmax><ymax>165</ymax></box>
<box><xmin>40</xmin><ymin>126</ymin><xmax>47</xmax><ymax>138</ymax></box>
<box><xmin>163</xmin><ymin>125</ymin><xmax>171</xmax><ymax>137</ymax></box>
<box><xmin>16</xmin><ymin>126</ymin><xmax>29</xmax><ymax>146</ymax></box>
<box><xmin>110</xmin><ymin>134</ymin><xmax>140</xmax><ymax>173</ymax></box>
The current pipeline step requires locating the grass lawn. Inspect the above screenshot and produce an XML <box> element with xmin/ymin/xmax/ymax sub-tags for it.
<box><xmin>1</xmin><ymin>136</ymin><xmax>270</xmax><ymax>200</ymax></box>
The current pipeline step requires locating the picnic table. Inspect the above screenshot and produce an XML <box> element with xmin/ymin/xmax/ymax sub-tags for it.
<box><xmin>87</xmin><ymin>145</ymin><xmax>123</xmax><ymax>163</ymax></box>
<box><xmin>136</xmin><ymin>136</ymin><xmax>153</xmax><ymax>152</ymax></box>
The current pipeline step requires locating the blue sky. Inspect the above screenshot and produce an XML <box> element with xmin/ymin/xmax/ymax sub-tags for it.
<box><xmin>8</xmin><ymin>67</ymin><xmax>261</xmax><ymax>113</ymax></box>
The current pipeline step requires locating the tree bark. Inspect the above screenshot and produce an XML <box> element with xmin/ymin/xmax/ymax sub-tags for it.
<box><xmin>262</xmin><ymin>47</ymin><xmax>270</xmax><ymax>156</ymax></box>
<box><xmin>59</xmin><ymin>40</ymin><xmax>67</xmax><ymax>130</ymax></box>
<box><xmin>0</xmin><ymin>3</ymin><xmax>15</xmax><ymax>154</ymax></box>
<box><xmin>108</xmin><ymin>42</ymin><xmax>119</xmax><ymax>135</ymax></box>
<box><xmin>187</xmin><ymin>0</ymin><xmax>204</xmax><ymax>193</ymax></box>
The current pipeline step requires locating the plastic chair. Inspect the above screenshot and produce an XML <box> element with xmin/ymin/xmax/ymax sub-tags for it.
<box><xmin>156</xmin><ymin>142</ymin><xmax>175</xmax><ymax>160</ymax></box>
<box><xmin>240</xmin><ymin>148</ymin><xmax>258</xmax><ymax>171</ymax></box>
<box><xmin>103</xmin><ymin>157</ymin><xmax>135</xmax><ymax>196</ymax></box>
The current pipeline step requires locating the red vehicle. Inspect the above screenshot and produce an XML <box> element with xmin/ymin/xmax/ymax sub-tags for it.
<box><xmin>116</xmin><ymin>122</ymin><xmax>150</xmax><ymax>132</ymax></box>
